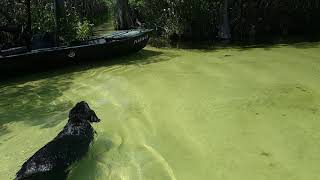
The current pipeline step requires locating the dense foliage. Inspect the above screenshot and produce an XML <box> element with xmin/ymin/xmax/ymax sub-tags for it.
<box><xmin>1</xmin><ymin>0</ymin><xmax>320</xmax><ymax>48</ymax></box>
<box><xmin>0</xmin><ymin>0</ymin><xmax>27</xmax><ymax>48</ymax></box>
<box><xmin>130</xmin><ymin>0</ymin><xmax>219</xmax><ymax>39</ymax></box>
<box><xmin>0</xmin><ymin>0</ymin><xmax>109</xmax><ymax>48</ymax></box>
<box><xmin>131</xmin><ymin>0</ymin><xmax>320</xmax><ymax>40</ymax></box>
<box><xmin>230</xmin><ymin>0</ymin><xmax>320</xmax><ymax>40</ymax></box>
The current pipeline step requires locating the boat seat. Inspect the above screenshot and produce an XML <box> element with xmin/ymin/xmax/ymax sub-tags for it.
<box><xmin>0</xmin><ymin>46</ymin><xmax>29</xmax><ymax>56</ymax></box>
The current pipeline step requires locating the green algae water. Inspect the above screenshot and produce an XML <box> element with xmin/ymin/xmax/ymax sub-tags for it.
<box><xmin>1</xmin><ymin>43</ymin><xmax>320</xmax><ymax>180</ymax></box>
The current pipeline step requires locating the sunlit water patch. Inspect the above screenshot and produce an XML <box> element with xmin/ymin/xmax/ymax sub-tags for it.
<box><xmin>1</xmin><ymin>43</ymin><xmax>320</xmax><ymax>180</ymax></box>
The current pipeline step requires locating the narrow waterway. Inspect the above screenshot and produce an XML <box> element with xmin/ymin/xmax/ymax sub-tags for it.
<box><xmin>1</xmin><ymin>42</ymin><xmax>320</xmax><ymax>180</ymax></box>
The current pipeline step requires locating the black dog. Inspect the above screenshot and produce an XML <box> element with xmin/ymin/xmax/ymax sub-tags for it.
<box><xmin>15</xmin><ymin>101</ymin><xmax>101</xmax><ymax>180</ymax></box>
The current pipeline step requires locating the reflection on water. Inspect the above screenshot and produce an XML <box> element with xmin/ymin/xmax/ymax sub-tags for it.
<box><xmin>1</xmin><ymin>43</ymin><xmax>320</xmax><ymax>180</ymax></box>
<box><xmin>0</xmin><ymin>77</ymin><xmax>76</xmax><ymax>138</ymax></box>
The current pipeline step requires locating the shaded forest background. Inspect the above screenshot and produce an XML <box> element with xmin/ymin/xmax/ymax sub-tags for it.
<box><xmin>1</xmin><ymin>0</ymin><xmax>320</xmax><ymax>49</ymax></box>
<box><xmin>131</xmin><ymin>0</ymin><xmax>320</xmax><ymax>40</ymax></box>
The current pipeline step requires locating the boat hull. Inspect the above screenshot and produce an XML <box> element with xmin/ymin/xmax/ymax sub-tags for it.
<box><xmin>0</xmin><ymin>29</ymin><xmax>151</xmax><ymax>78</ymax></box>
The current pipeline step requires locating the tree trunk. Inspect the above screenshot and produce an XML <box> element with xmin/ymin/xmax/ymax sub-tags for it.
<box><xmin>26</xmin><ymin>0</ymin><xmax>32</xmax><ymax>49</ymax></box>
<box><xmin>218</xmin><ymin>0</ymin><xmax>231</xmax><ymax>40</ymax></box>
<box><xmin>114</xmin><ymin>0</ymin><xmax>132</xmax><ymax>30</ymax></box>
<box><xmin>54</xmin><ymin>0</ymin><xmax>66</xmax><ymax>44</ymax></box>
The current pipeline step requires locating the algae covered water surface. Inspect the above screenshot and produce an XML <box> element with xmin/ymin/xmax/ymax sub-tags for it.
<box><xmin>1</xmin><ymin>43</ymin><xmax>320</xmax><ymax>180</ymax></box>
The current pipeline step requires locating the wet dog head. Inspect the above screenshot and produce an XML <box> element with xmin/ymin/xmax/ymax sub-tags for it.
<box><xmin>69</xmin><ymin>101</ymin><xmax>100</xmax><ymax>123</ymax></box>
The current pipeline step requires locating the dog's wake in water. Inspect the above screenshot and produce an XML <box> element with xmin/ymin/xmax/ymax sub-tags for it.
<box><xmin>15</xmin><ymin>101</ymin><xmax>101</xmax><ymax>180</ymax></box>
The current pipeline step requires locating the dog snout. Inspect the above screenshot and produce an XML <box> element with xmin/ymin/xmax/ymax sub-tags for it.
<box><xmin>92</xmin><ymin>117</ymin><xmax>101</xmax><ymax>122</ymax></box>
<box><xmin>90</xmin><ymin>110</ymin><xmax>101</xmax><ymax>122</ymax></box>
